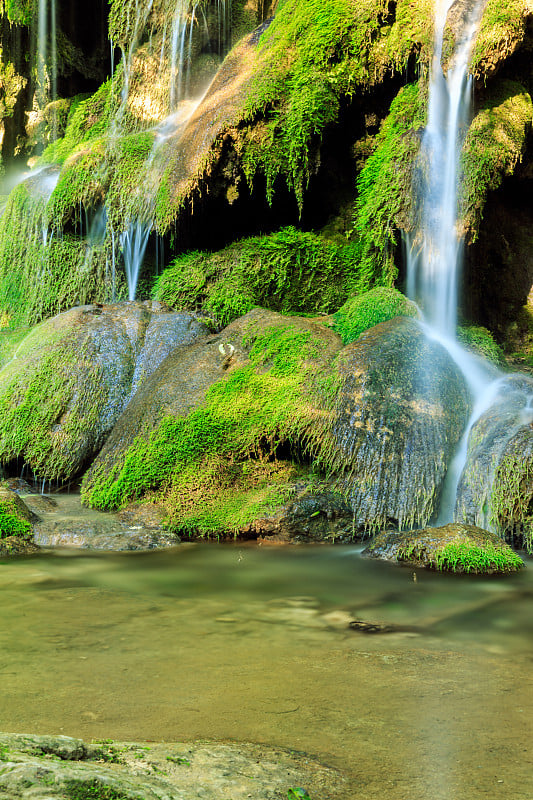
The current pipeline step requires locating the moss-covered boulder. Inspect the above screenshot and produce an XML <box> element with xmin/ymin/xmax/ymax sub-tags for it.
<box><xmin>0</xmin><ymin>303</ymin><xmax>209</xmax><ymax>481</ymax></box>
<box><xmin>367</xmin><ymin>522</ymin><xmax>524</xmax><ymax>574</ymax></box>
<box><xmin>81</xmin><ymin>308</ymin><xmax>345</xmax><ymax>537</ymax></box>
<box><xmin>0</xmin><ymin>486</ymin><xmax>38</xmax><ymax>555</ymax></box>
<box><xmin>326</xmin><ymin>317</ymin><xmax>470</xmax><ymax>532</ymax></box>
<box><xmin>455</xmin><ymin>374</ymin><xmax>533</xmax><ymax>551</ymax></box>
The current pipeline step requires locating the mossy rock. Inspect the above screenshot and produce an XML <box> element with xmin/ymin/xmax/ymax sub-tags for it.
<box><xmin>0</xmin><ymin>487</ymin><xmax>37</xmax><ymax>554</ymax></box>
<box><xmin>0</xmin><ymin>303</ymin><xmax>209</xmax><ymax>481</ymax></box>
<box><xmin>326</xmin><ymin>317</ymin><xmax>470</xmax><ymax>532</ymax></box>
<box><xmin>367</xmin><ymin>523</ymin><xmax>524</xmax><ymax>574</ymax></box>
<box><xmin>332</xmin><ymin>287</ymin><xmax>419</xmax><ymax>345</ymax></box>
<box><xmin>81</xmin><ymin>308</ymin><xmax>344</xmax><ymax>537</ymax></box>
<box><xmin>456</xmin><ymin>374</ymin><xmax>533</xmax><ymax>552</ymax></box>
<box><xmin>153</xmin><ymin>227</ymin><xmax>360</xmax><ymax>327</ymax></box>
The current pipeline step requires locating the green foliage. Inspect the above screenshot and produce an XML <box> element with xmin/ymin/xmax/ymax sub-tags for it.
<box><xmin>154</xmin><ymin>227</ymin><xmax>360</xmax><ymax>327</ymax></box>
<box><xmin>351</xmin><ymin>82</ymin><xmax>427</xmax><ymax>288</ymax></box>
<box><xmin>63</xmin><ymin>779</ymin><xmax>139</xmax><ymax>800</ymax></box>
<box><xmin>333</xmin><ymin>286</ymin><xmax>419</xmax><ymax>345</ymax></box>
<box><xmin>457</xmin><ymin>324</ymin><xmax>505</xmax><ymax>365</ymax></box>
<box><xmin>471</xmin><ymin>0</ymin><xmax>532</xmax><ymax>78</ymax></box>
<box><xmin>0</xmin><ymin>499</ymin><xmax>32</xmax><ymax>538</ymax></box>
<box><xmin>0</xmin><ymin>0</ymin><xmax>34</xmax><ymax>25</ymax></box>
<box><xmin>460</xmin><ymin>80</ymin><xmax>532</xmax><ymax>240</ymax></box>
<box><xmin>288</xmin><ymin>790</ymin><xmax>312</xmax><ymax>800</ymax></box>
<box><xmin>432</xmin><ymin>541</ymin><xmax>523</xmax><ymax>574</ymax></box>
<box><xmin>237</xmin><ymin>0</ymin><xmax>432</xmax><ymax>208</ymax></box>
<box><xmin>82</xmin><ymin>323</ymin><xmax>336</xmax><ymax>531</ymax></box>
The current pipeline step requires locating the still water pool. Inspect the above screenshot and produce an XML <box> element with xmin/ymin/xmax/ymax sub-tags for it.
<box><xmin>1</xmin><ymin>543</ymin><xmax>532</xmax><ymax>799</ymax></box>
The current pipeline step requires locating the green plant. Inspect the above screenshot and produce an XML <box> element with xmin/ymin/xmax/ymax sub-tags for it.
<box><xmin>333</xmin><ymin>286</ymin><xmax>419</xmax><ymax>344</ymax></box>
<box><xmin>288</xmin><ymin>790</ymin><xmax>312</xmax><ymax>800</ymax></box>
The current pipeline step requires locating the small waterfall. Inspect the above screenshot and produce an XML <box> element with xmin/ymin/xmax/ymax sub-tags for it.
<box><xmin>36</xmin><ymin>0</ymin><xmax>58</xmax><ymax>137</ymax></box>
<box><xmin>406</xmin><ymin>0</ymin><xmax>507</xmax><ymax>526</ymax></box>
<box><xmin>120</xmin><ymin>222</ymin><xmax>152</xmax><ymax>301</ymax></box>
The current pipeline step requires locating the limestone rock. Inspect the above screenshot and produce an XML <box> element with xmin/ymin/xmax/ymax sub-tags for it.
<box><xmin>367</xmin><ymin>522</ymin><xmax>524</xmax><ymax>574</ymax></box>
<box><xmin>327</xmin><ymin>317</ymin><xmax>470</xmax><ymax>531</ymax></box>
<box><xmin>0</xmin><ymin>487</ymin><xmax>37</xmax><ymax>555</ymax></box>
<box><xmin>0</xmin><ymin>733</ymin><xmax>348</xmax><ymax>800</ymax></box>
<box><xmin>0</xmin><ymin>302</ymin><xmax>209</xmax><ymax>481</ymax></box>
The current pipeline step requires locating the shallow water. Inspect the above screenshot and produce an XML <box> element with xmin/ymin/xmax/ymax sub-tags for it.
<box><xmin>1</xmin><ymin>544</ymin><xmax>532</xmax><ymax>799</ymax></box>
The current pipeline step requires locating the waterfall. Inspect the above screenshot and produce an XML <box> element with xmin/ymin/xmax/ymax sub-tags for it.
<box><xmin>36</xmin><ymin>0</ymin><xmax>58</xmax><ymax>131</ymax></box>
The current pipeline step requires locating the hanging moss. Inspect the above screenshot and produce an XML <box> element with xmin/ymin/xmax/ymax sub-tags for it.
<box><xmin>153</xmin><ymin>226</ymin><xmax>360</xmax><ymax>327</ymax></box>
<box><xmin>471</xmin><ymin>0</ymin><xmax>533</xmax><ymax>79</ymax></box>
<box><xmin>235</xmin><ymin>0</ymin><xmax>433</xmax><ymax>209</ymax></box>
<box><xmin>0</xmin><ymin>182</ymin><xmax>115</xmax><ymax>327</ymax></box>
<box><xmin>350</xmin><ymin>82</ymin><xmax>426</xmax><ymax>289</ymax></box>
<box><xmin>333</xmin><ymin>286</ymin><xmax>419</xmax><ymax>345</ymax></box>
<box><xmin>0</xmin><ymin>0</ymin><xmax>35</xmax><ymax>26</ymax></box>
<box><xmin>459</xmin><ymin>80</ymin><xmax>532</xmax><ymax>241</ymax></box>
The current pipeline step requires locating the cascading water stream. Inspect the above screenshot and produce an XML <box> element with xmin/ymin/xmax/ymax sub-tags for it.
<box><xmin>406</xmin><ymin>0</ymin><xmax>533</xmax><ymax>527</ymax></box>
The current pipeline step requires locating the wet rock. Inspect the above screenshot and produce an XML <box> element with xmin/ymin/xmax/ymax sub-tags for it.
<box><xmin>244</xmin><ymin>483</ymin><xmax>354</xmax><ymax>543</ymax></box>
<box><xmin>328</xmin><ymin>317</ymin><xmax>470</xmax><ymax>531</ymax></box>
<box><xmin>0</xmin><ymin>733</ymin><xmax>348</xmax><ymax>800</ymax></box>
<box><xmin>31</xmin><ymin>494</ymin><xmax>179</xmax><ymax>551</ymax></box>
<box><xmin>455</xmin><ymin>374</ymin><xmax>533</xmax><ymax>547</ymax></box>
<box><xmin>0</xmin><ymin>302</ymin><xmax>209</xmax><ymax>481</ymax></box>
<box><xmin>366</xmin><ymin>522</ymin><xmax>524</xmax><ymax>574</ymax></box>
<box><xmin>83</xmin><ymin>308</ymin><xmax>343</xmax><ymax>500</ymax></box>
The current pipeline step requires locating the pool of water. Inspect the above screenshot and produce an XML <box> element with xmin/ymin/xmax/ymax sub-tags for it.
<box><xmin>1</xmin><ymin>543</ymin><xmax>532</xmax><ymax>799</ymax></box>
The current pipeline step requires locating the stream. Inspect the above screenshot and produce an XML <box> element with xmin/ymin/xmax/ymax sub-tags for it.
<box><xmin>1</xmin><ymin>543</ymin><xmax>532</xmax><ymax>799</ymax></box>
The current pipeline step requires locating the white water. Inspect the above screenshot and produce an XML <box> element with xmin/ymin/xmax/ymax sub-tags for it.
<box><xmin>36</xmin><ymin>0</ymin><xmax>58</xmax><ymax>130</ymax></box>
<box><xmin>405</xmin><ymin>0</ymin><xmax>533</xmax><ymax>526</ymax></box>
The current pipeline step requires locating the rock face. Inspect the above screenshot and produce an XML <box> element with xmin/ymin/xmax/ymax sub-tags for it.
<box><xmin>0</xmin><ymin>302</ymin><xmax>209</xmax><ymax>481</ymax></box>
<box><xmin>0</xmin><ymin>733</ymin><xmax>348</xmax><ymax>800</ymax></box>
<box><xmin>327</xmin><ymin>317</ymin><xmax>471</xmax><ymax>531</ymax></box>
<box><xmin>455</xmin><ymin>374</ymin><xmax>533</xmax><ymax>545</ymax></box>
<box><xmin>367</xmin><ymin>522</ymin><xmax>524</xmax><ymax>574</ymax></box>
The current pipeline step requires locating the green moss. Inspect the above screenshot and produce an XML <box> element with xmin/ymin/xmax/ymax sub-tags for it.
<box><xmin>154</xmin><ymin>226</ymin><xmax>360</xmax><ymax>326</ymax></box>
<box><xmin>432</xmin><ymin>541</ymin><xmax>523</xmax><ymax>573</ymax></box>
<box><xmin>63</xmin><ymin>779</ymin><xmax>139</xmax><ymax>800</ymax></box>
<box><xmin>0</xmin><ymin>325</ymin><xmax>30</xmax><ymax>368</ymax></box>
<box><xmin>351</xmin><ymin>82</ymin><xmax>427</xmax><ymax>289</ymax></box>
<box><xmin>236</xmin><ymin>0</ymin><xmax>432</xmax><ymax>209</ymax></box>
<box><xmin>457</xmin><ymin>324</ymin><xmax>505</xmax><ymax>365</ymax></box>
<box><xmin>0</xmin><ymin>498</ymin><xmax>32</xmax><ymax>538</ymax></box>
<box><xmin>333</xmin><ymin>286</ymin><xmax>419</xmax><ymax>345</ymax></box>
<box><xmin>82</xmin><ymin>323</ymin><xmax>337</xmax><ymax>527</ymax></box>
<box><xmin>471</xmin><ymin>0</ymin><xmax>532</xmax><ymax>78</ymax></box>
<box><xmin>0</xmin><ymin>326</ymin><xmax>108</xmax><ymax>480</ymax></box>
<box><xmin>40</xmin><ymin>81</ymin><xmax>114</xmax><ymax>166</ymax></box>
<box><xmin>491</xmin><ymin>442</ymin><xmax>533</xmax><ymax>553</ymax></box>
<box><xmin>1</xmin><ymin>0</ymin><xmax>35</xmax><ymax>25</ymax></box>
<box><xmin>460</xmin><ymin>80</ymin><xmax>532</xmax><ymax>240</ymax></box>
<box><xmin>0</xmin><ymin>182</ymin><xmax>114</xmax><ymax>327</ymax></box>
